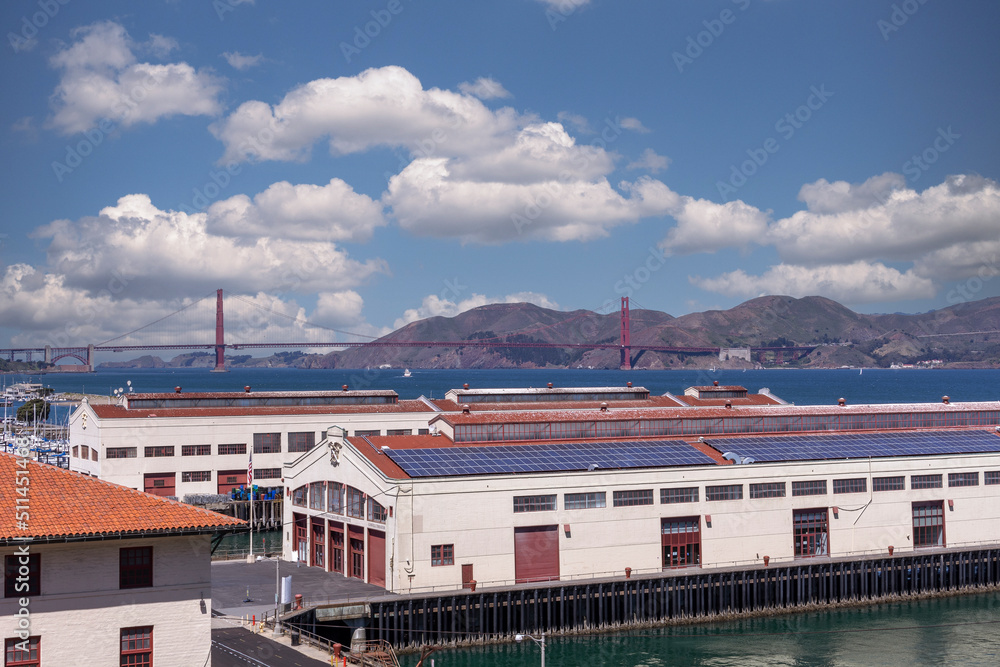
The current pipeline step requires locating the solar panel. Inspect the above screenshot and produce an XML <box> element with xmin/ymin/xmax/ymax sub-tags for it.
<box><xmin>705</xmin><ymin>430</ymin><xmax>1000</xmax><ymax>463</ymax></box>
<box><xmin>383</xmin><ymin>440</ymin><xmax>716</xmax><ymax>478</ymax></box>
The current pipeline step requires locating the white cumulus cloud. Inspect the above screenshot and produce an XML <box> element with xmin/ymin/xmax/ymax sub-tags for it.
<box><xmin>222</xmin><ymin>51</ymin><xmax>264</xmax><ymax>70</ymax></box>
<box><xmin>458</xmin><ymin>77</ymin><xmax>511</xmax><ymax>100</ymax></box>
<box><xmin>47</xmin><ymin>21</ymin><xmax>223</xmax><ymax>135</ymax></box>
<box><xmin>627</xmin><ymin>148</ymin><xmax>670</xmax><ymax>173</ymax></box>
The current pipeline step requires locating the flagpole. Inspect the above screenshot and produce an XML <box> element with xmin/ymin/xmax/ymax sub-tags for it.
<box><xmin>248</xmin><ymin>449</ymin><xmax>253</xmax><ymax>560</ymax></box>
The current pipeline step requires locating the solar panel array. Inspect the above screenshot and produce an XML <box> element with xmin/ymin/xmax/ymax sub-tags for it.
<box><xmin>705</xmin><ymin>430</ymin><xmax>1000</xmax><ymax>463</ymax></box>
<box><xmin>383</xmin><ymin>440</ymin><xmax>716</xmax><ymax>478</ymax></box>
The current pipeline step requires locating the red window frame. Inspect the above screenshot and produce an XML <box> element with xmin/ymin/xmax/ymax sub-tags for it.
<box><xmin>120</xmin><ymin>547</ymin><xmax>153</xmax><ymax>589</ymax></box>
<box><xmin>5</xmin><ymin>637</ymin><xmax>39</xmax><ymax>667</ymax></box>
<box><xmin>181</xmin><ymin>444</ymin><xmax>211</xmax><ymax>456</ymax></box>
<box><xmin>253</xmin><ymin>432</ymin><xmax>281</xmax><ymax>454</ymax></box>
<box><xmin>218</xmin><ymin>443</ymin><xmax>247</xmax><ymax>455</ymax></box>
<box><xmin>120</xmin><ymin>626</ymin><xmax>152</xmax><ymax>666</ymax></box>
<box><xmin>347</xmin><ymin>486</ymin><xmax>366</xmax><ymax>519</ymax></box>
<box><xmin>661</xmin><ymin>487</ymin><xmax>699</xmax><ymax>504</ymax></box>
<box><xmin>661</xmin><ymin>517</ymin><xmax>701</xmax><ymax>568</ymax></box>
<box><xmin>431</xmin><ymin>544</ymin><xmax>454</xmax><ymax>566</ymax></box>
<box><xmin>912</xmin><ymin>501</ymin><xmax>945</xmax><ymax>548</ymax></box>
<box><xmin>793</xmin><ymin>508</ymin><xmax>830</xmax><ymax>557</ymax></box>
<box><xmin>143</xmin><ymin>446</ymin><xmax>174</xmax><ymax>457</ymax></box>
<box><xmin>288</xmin><ymin>432</ymin><xmax>316</xmax><ymax>452</ymax></box>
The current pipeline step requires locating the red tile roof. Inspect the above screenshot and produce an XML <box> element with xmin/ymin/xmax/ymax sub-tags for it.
<box><xmin>429</xmin><ymin>395</ymin><xmax>685</xmax><ymax>411</ymax></box>
<box><xmin>0</xmin><ymin>454</ymin><xmax>244</xmax><ymax>543</ymax></box>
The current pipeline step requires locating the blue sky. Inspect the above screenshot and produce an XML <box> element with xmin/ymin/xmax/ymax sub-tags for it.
<box><xmin>1</xmin><ymin>0</ymin><xmax>999</xmax><ymax>351</ymax></box>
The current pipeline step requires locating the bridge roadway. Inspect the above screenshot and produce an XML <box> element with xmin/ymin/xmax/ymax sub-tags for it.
<box><xmin>3</xmin><ymin>340</ymin><xmax>818</xmax><ymax>359</ymax></box>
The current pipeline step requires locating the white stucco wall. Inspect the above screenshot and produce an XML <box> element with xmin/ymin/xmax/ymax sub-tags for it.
<box><xmin>0</xmin><ymin>535</ymin><xmax>213</xmax><ymax>667</ymax></box>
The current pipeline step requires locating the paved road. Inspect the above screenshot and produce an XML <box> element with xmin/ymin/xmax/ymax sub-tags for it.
<box><xmin>212</xmin><ymin>558</ymin><xmax>386</xmax><ymax>618</ymax></box>
<box><xmin>212</xmin><ymin>627</ymin><xmax>331</xmax><ymax>667</ymax></box>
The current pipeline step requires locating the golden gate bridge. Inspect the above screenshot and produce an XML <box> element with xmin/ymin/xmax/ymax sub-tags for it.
<box><xmin>1</xmin><ymin>291</ymin><xmax>817</xmax><ymax>371</ymax></box>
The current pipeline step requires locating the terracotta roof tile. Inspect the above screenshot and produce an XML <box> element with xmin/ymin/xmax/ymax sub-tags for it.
<box><xmin>91</xmin><ymin>398</ymin><xmax>435</xmax><ymax>419</ymax></box>
<box><xmin>0</xmin><ymin>453</ymin><xmax>244</xmax><ymax>543</ymax></box>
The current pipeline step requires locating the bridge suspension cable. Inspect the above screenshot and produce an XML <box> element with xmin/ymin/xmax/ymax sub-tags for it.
<box><xmin>95</xmin><ymin>291</ymin><xmax>217</xmax><ymax>346</ymax></box>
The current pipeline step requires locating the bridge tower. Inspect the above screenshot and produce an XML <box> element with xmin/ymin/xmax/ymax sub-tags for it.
<box><xmin>212</xmin><ymin>288</ymin><xmax>227</xmax><ymax>372</ymax></box>
<box><xmin>620</xmin><ymin>296</ymin><xmax>631</xmax><ymax>370</ymax></box>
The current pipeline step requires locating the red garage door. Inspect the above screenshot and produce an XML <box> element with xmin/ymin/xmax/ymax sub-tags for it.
<box><xmin>368</xmin><ymin>529</ymin><xmax>386</xmax><ymax>588</ymax></box>
<box><xmin>143</xmin><ymin>472</ymin><xmax>175</xmax><ymax>497</ymax></box>
<box><xmin>514</xmin><ymin>525</ymin><xmax>560</xmax><ymax>584</ymax></box>
<box><xmin>218</xmin><ymin>469</ymin><xmax>247</xmax><ymax>494</ymax></box>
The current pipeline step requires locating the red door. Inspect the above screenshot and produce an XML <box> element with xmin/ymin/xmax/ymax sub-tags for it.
<box><xmin>368</xmin><ymin>529</ymin><xmax>386</xmax><ymax>588</ymax></box>
<box><xmin>143</xmin><ymin>472</ymin><xmax>175</xmax><ymax>497</ymax></box>
<box><xmin>348</xmin><ymin>525</ymin><xmax>365</xmax><ymax>579</ymax></box>
<box><xmin>462</xmin><ymin>564</ymin><xmax>474</xmax><ymax>589</ymax></box>
<box><xmin>329</xmin><ymin>522</ymin><xmax>345</xmax><ymax>574</ymax></box>
<box><xmin>311</xmin><ymin>517</ymin><xmax>325</xmax><ymax>568</ymax></box>
<box><xmin>514</xmin><ymin>525</ymin><xmax>560</xmax><ymax>584</ymax></box>
<box><xmin>293</xmin><ymin>513</ymin><xmax>308</xmax><ymax>563</ymax></box>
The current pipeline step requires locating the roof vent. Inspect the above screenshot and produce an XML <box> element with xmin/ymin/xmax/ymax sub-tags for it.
<box><xmin>627</xmin><ymin>381</ymin><xmax>632</xmax><ymax>388</ymax></box>
<box><xmin>244</xmin><ymin>386</ymin><xmax>251</xmax><ymax>393</ymax></box>
<box><xmin>380</xmin><ymin>445</ymin><xmax>390</xmax><ymax>453</ymax></box>
<box><xmin>942</xmin><ymin>395</ymin><xmax>950</xmax><ymax>404</ymax></box>
<box><xmin>174</xmin><ymin>386</ymin><xmax>182</xmax><ymax>393</ymax></box>
<box><xmin>587</xmin><ymin>463</ymin><xmax>599</xmax><ymax>471</ymax></box>
<box><xmin>725</xmin><ymin>400</ymin><xmax>732</xmax><ymax>409</ymax></box>
<box><xmin>342</xmin><ymin>385</ymin><xmax>349</xmax><ymax>391</ymax></box>
<box><xmin>722</xmin><ymin>451</ymin><xmax>743</xmax><ymax>464</ymax></box>
<box><xmin>547</xmin><ymin>382</ymin><xmax>553</xmax><ymax>389</ymax></box>
<box><xmin>600</xmin><ymin>402</ymin><xmax>608</xmax><ymax>412</ymax></box>
<box><xmin>463</xmin><ymin>383</ymin><xmax>469</xmax><ymax>390</ymax></box>
<box><xmin>713</xmin><ymin>380</ymin><xmax>719</xmax><ymax>387</ymax></box>
<box><xmin>461</xmin><ymin>404</ymin><xmax>470</xmax><ymax>414</ymax></box>
<box><xmin>838</xmin><ymin>397</ymin><xmax>846</xmax><ymax>406</ymax></box>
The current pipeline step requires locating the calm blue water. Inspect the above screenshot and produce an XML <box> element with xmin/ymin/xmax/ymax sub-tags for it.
<box><xmin>8</xmin><ymin>367</ymin><xmax>1000</xmax><ymax>406</ymax></box>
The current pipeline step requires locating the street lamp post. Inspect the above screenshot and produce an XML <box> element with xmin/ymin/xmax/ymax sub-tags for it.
<box><xmin>515</xmin><ymin>632</ymin><xmax>545</xmax><ymax>667</ymax></box>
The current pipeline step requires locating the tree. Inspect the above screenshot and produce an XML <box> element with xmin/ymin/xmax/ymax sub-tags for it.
<box><xmin>16</xmin><ymin>398</ymin><xmax>50</xmax><ymax>423</ymax></box>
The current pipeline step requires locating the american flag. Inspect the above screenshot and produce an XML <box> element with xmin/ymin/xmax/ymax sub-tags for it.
<box><xmin>247</xmin><ymin>450</ymin><xmax>253</xmax><ymax>486</ymax></box>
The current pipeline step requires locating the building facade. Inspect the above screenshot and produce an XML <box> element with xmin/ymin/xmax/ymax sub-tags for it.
<box><xmin>1</xmin><ymin>453</ymin><xmax>244</xmax><ymax>666</ymax></box>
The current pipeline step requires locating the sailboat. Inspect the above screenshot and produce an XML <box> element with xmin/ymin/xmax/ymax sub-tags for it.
<box><xmin>403</xmin><ymin>369</ymin><xmax>412</xmax><ymax>378</ymax></box>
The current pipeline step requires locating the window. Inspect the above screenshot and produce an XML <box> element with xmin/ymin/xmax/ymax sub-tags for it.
<box><xmin>431</xmin><ymin>544</ymin><xmax>454</xmax><ymax>566</ymax></box>
<box><xmin>309</xmin><ymin>482</ymin><xmax>326</xmax><ymax>511</ymax></box>
<box><xmin>368</xmin><ymin>497</ymin><xmax>387</xmax><ymax>523</ymax></box>
<box><xmin>181</xmin><ymin>471</ymin><xmax>211</xmax><ymax>482</ymax></box>
<box><xmin>4</xmin><ymin>637</ymin><xmax>39</xmax><ymax>667</ymax></box>
<box><xmin>564</xmin><ymin>492</ymin><xmax>606</xmax><ymax>509</ymax></box>
<box><xmin>661</xmin><ymin>487</ymin><xmax>699</xmax><ymax>504</ymax></box>
<box><xmin>292</xmin><ymin>486</ymin><xmax>308</xmax><ymax>507</ymax></box>
<box><xmin>912</xmin><ymin>501</ymin><xmax>945</xmax><ymax>547</ymax></box>
<box><xmin>986</xmin><ymin>471</ymin><xmax>1000</xmax><ymax>485</ymax></box>
<box><xmin>328</xmin><ymin>482</ymin><xmax>344</xmax><ymax>514</ymax></box>
<box><xmin>120</xmin><ymin>547</ymin><xmax>152</xmax><ymax>589</ymax></box>
<box><xmin>347</xmin><ymin>486</ymin><xmax>366</xmax><ymax>519</ymax></box>
<box><xmin>253</xmin><ymin>433</ymin><xmax>281</xmax><ymax>454</ymax></box>
<box><xmin>613</xmin><ymin>489</ymin><xmax>654</xmax><ymax>507</ymax></box>
<box><xmin>143</xmin><ymin>446</ymin><xmax>174</xmax><ymax>457</ymax></box>
<box><xmin>218</xmin><ymin>443</ymin><xmax>247</xmax><ymax>455</ymax></box>
<box><xmin>354</xmin><ymin>429</ymin><xmax>380</xmax><ymax>437</ymax></box>
<box><xmin>418</xmin><ymin>428</ymin><xmax>430</xmax><ymax>435</ymax></box>
<box><xmin>833</xmin><ymin>478</ymin><xmax>867</xmax><ymax>494</ymax></box>
<box><xmin>91</xmin><ymin>447</ymin><xmax>99</xmax><ymax>462</ymax></box>
<box><xmin>792</xmin><ymin>480</ymin><xmax>827</xmax><ymax>497</ymax></box>
<box><xmin>181</xmin><ymin>444</ymin><xmax>211</xmax><ymax>456</ymax></box>
<box><xmin>705</xmin><ymin>484</ymin><xmax>743</xmax><ymax>501</ymax></box>
<box><xmin>72</xmin><ymin>445</ymin><xmax>79</xmax><ymax>457</ymax></box>
<box><xmin>513</xmin><ymin>495</ymin><xmax>557</xmax><ymax>513</ymax></box>
<box><xmin>386</xmin><ymin>429</ymin><xmax>412</xmax><ymax>436</ymax></box>
<box><xmin>106</xmin><ymin>447</ymin><xmax>137</xmax><ymax>459</ymax></box>
<box><xmin>288</xmin><ymin>432</ymin><xmax>315</xmax><ymax>453</ymax></box>
<box><xmin>793</xmin><ymin>509</ymin><xmax>829</xmax><ymax>557</ymax></box>
<box><xmin>948</xmin><ymin>472</ymin><xmax>979</xmax><ymax>487</ymax></box>
<box><xmin>661</xmin><ymin>517</ymin><xmax>700</xmax><ymax>568</ymax></box>
<box><xmin>911</xmin><ymin>474</ymin><xmax>943</xmax><ymax>489</ymax></box>
<box><xmin>255</xmin><ymin>468</ymin><xmax>281</xmax><ymax>480</ymax></box>
<box><xmin>750</xmin><ymin>482</ymin><xmax>786</xmax><ymax>499</ymax></box>
<box><xmin>120</xmin><ymin>627</ymin><xmax>152</xmax><ymax>667</ymax></box>
<box><xmin>873</xmin><ymin>476</ymin><xmax>905</xmax><ymax>492</ymax></box>
<box><xmin>5</xmin><ymin>554</ymin><xmax>40</xmax><ymax>597</ymax></box>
